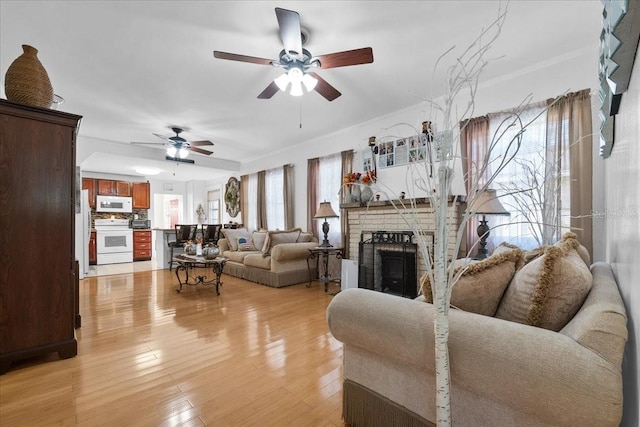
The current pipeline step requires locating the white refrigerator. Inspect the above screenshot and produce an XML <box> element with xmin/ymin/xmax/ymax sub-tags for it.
<box><xmin>75</xmin><ymin>189</ymin><xmax>91</xmax><ymax>277</ymax></box>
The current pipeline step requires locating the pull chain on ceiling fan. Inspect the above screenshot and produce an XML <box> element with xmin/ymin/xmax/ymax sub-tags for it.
<box><xmin>213</xmin><ymin>7</ymin><xmax>374</xmax><ymax>101</ymax></box>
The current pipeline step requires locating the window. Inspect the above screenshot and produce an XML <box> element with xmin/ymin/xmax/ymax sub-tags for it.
<box><xmin>246</xmin><ymin>173</ymin><xmax>258</xmax><ymax>231</ymax></box>
<box><xmin>316</xmin><ymin>153</ymin><xmax>342</xmax><ymax>245</ymax></box>
<box><xmin>487</xmin><ymin>105</ymin><xmax>570</xmax><ymax>250</ymax></box>
<box><xmin>207</xmin><ymin>189</ymin><xmax>220</xmax><ymax>224</ymax></box>
<box><xmin>265</xmin><ymin>167</ymin><xmax>285</xmax><ymax>230</ymax></box>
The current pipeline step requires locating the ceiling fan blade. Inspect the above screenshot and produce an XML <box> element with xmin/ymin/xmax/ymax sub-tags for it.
<box><xmin>131</xmin><ymin>141</ymin><xmax>167</xmax><ymax>146</ymax></box>
<box><xmin>275</xmin><ymin>7</ymin><xmax>302</xmax><ymax>57</ymax></box>
<box><xmin>213</xmin><ymin>51</ymin><xmax>274</xmax><ymax>66</ymax></box>
<box><xmin>316</xmin><ymin>47</ymin><xmax>374</xmax><ymax>69</ymax></box>
<box><xmin>257</xmin><ymin>81</ymin><xmax>280</xmax><ymax>99</ymax></box>
<box><xmin>189</xmin><ymin>140</ymin><xmax>214</xmax><ymax>147</ymax></box>
<box><xmin>152</xmin><ymin>133</ymin><xmax>172</xmax><ymax>141</ymax></box>
<box><xmin>308</xmin><ymin>72</ymin><xmax>341</xmax><ymax>101</ymax></box>
<box><xmin>188</xmin><ymin>146</ymin><xmax>213</xmax><ymax>156</ymax></box>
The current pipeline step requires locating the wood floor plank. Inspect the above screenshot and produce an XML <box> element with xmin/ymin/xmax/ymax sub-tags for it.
<box><xmin>0</xmin><ymin>269</ymin><xmax>345</xmax><ymax>426</ymax></box>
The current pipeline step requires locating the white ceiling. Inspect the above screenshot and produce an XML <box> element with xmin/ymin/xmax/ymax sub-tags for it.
<box><xmin>1</xmin><ymin>1</ymin><xmax>603</xmax><ymax>181</ymax></box>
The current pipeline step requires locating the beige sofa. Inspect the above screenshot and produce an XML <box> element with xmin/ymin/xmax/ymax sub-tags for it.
<box><xmin>327</xmin><ymin>261</ymin><xmax>628</xmax><ymax>426</ymax></box>
<box><xmin>218</xmin><ymin>228</ymin><xmax>319</xmax><ymax>288</ymax></box>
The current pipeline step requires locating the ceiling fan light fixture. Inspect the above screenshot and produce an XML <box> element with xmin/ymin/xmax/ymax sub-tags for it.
<box><xmin>178</xmin><ymin>147</ymin><xmax>189</xmax><ymax>158</ymax></box>
<box><xmin>274</xmin><ymin>73</ymin><xmax>290</xmax><ymax>92</ymax></box>
<box><xmin>302</xmin><ymin>73</ymin><xmax>317</xmax><ymax>91</ymax></box>
<box><xmin>289</xmin><ymin>81</ymin><xmax>304</xmax><ymax>97</ymax></box>
<box><xmin>166</xmin><ymin>146</ymin><xmax>177</xmax><ymax>157</ymax></box>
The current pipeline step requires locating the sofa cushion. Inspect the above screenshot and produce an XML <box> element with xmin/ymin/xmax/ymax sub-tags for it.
<box><xmin>223</xmin><ymin>250</ymin><xmax>260</xmax><ymax>263</ymax></box>
<box><xmin>244</xmin><ymin>253</ymin><xmax>271</xmax><ymax>270</ymax></box>
<box><xmin>262</xmin><ymin>228</ymin><xmax>302</xmax><ymax>256</ymax></box>
<box><xmin>496</xmin><ymin>235</ymin><xmax>593</xmax><ymax>331</ymax></box>
<box><xmin>221</xmin><ymin>228</ymin><xmax>251</xmax><ymax>251</ymax></box>
<box><xmin>421</xmin><ymin>247</ymin><xmax>524</xmax><ymax>317</ymax></box>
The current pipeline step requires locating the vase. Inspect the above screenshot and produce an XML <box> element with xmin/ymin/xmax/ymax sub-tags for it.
<box><xmin>203</xmin><ymin>245</ymin><xmax>220</xmax><ymax>260</ymax></box>
<box><xmin>4</xmin><ymin>45</ymin><xmax>54</xmax><ymax>108</ymax></box>
<box><xmin>361</xmin><ymin>185</ymin><xmax>374</xmax><ymax>203</ymax></box>
<box><xmin>351</xmin><ymin>184</ymin><xmax>361</xmax><ymax>203</ymax></box>
<box><xmin>185</xmin><ymin>244</ymin><xmax>197</xmax><ymax>255</ymax></box>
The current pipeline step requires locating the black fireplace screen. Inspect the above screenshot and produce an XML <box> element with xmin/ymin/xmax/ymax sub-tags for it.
<box><xmin>358</xmin><ymin>231</ymin><xmax>418</xmax><ymax>299</ymax></box>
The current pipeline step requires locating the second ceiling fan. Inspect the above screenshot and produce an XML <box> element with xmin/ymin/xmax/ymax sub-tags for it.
<box><xmin>213</xmin><ymin>7</ymin><xmax>374</xmax><ymax>101</ymax></box>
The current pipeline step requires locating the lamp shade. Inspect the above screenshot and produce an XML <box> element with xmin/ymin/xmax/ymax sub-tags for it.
<box><xmin>467</xmin><ymin>189</ymin><xmax>510</xmax><ymax>215</ymax></box>
<box><xmin>314</xmin><ymin>201</ymin><xmax>338</xmax><ymax>219</ymax></box>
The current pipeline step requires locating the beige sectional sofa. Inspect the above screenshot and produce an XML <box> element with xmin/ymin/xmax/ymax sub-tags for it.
<box><xmin>218</xmin><ymin>228</ymin><xmax>319</xmax><ymax>288</ymax></box>
<box><xmin>327</xmin><ymin>233</ymin><xmax>628</xmax><ymax>426</ymax></box>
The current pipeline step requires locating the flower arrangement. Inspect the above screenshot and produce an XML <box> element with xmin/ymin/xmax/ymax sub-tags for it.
<box><xmin>343</xmin><ymin>172</ymin><xmax>361</xmax><ymax>184</ymax></box>
<box><xmin>361</xmin><ymin>170</ymin><xmax>376</xmax><ymax>184</ymax></box>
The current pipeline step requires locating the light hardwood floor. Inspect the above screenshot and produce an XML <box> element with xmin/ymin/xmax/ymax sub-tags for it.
<box><xmin>0</xmin><ymin>269</ymin><xmax>345</xmax><ymax>426</ymax></box>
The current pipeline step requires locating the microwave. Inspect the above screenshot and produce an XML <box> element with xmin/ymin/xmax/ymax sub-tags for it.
<box><xmin>96</xmin><ymin>195</ymin><xmax>133</xmax><ymax>213</ymax></box>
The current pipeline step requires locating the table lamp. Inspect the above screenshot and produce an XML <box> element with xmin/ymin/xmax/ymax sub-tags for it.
<box><xmin>314</xmin><ymin>201</ymin><xmax>339</xmax><ymax>247</ymax></box>
<box><xmin>467</xmin><ymin>189</ymin><xmax>510</xmax><ymax>259</ymax></box>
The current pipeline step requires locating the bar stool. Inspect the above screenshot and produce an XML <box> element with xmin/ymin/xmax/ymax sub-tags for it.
<box><xmin>167</xmin><ymin>224</ymin><xmax>198</xmax><ymax>271</ymax></box>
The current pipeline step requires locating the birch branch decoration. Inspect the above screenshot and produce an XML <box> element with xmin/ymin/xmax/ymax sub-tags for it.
<box><xmin>350</xmin><ymin>1</ymin><xmax>554</xmax><ymax>424</ymax></box>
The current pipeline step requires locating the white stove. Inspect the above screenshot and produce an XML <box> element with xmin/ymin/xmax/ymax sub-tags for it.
<box><xmin>94</xmin><ymin>218</ymin><xmax>133</xmax><ymax>264</ymax></box>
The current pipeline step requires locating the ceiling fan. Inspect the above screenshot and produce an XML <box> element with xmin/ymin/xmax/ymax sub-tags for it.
<box><xmin>213</xmin><ymin>7</ymin><xmax>374</xmax><ymax>101</ymax></box>
<box><xmin>131</xmin><ymin>127</ymin><xmax>214</xmax><ymax>159</ymax></box>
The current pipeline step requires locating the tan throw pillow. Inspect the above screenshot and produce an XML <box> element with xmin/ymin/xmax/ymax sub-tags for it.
<box><xmin>262</xmin><ymin>228</ymin><xmax>302</xmax><ymax>256</ymax></box>
<box><xmin>495</xmin><ymin>237</ymin><xmax>593</xmax><ymax>331</ymax></box>
<box><xmin>420</xmin><ymin>248</ymin><xmax>523</xmax><ymax>317</ymax></box>
<box><xmin>252</xmin><ymin>230</ymin><xmax>268</xmax><ymax>252</ymax></box>
<box><xmin>221</xmin><ymin>228</ymin><xmax>251</xmax><ymax>251</ymax></box>
<box><xmin>555</xmin><ymin>232</ymin><xmax>590</xmax><ymax>266</ymax></box>
<box><xmin>297</xmin><ymin>232</ymin><xmax>315</xmax><ymax>243</ymax></box>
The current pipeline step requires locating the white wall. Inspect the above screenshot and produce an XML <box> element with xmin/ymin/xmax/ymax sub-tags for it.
<box><xmin>603</xmin><ymin>49</ymin><xmax>640</xmax><ymax>427</ymax></box>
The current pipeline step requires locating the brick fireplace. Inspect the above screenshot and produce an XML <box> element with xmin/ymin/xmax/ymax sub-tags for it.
<box><xmin>341</xmin><ymin>197</ymin><xmax>466</xmax><ymax>295</ymax></box>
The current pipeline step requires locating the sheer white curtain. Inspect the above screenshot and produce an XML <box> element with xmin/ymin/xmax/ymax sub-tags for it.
<box><xmin>246</xmin><ymin>173</ymin><xmax>258</xmax><ymax>231</ymax></box>
<box><xmin>487</xmin><ymin>103</ymin><xmax>550</xmax><ymax>250</ymax></box>
<box><xmin>265</xmin><ymin>167</ymin><xmax>285</xmax><ymax>230</ymax></box>
<box><xmin>317</xmin><ymin>153</ymin><xmax>342</xmax><ymax>246</ymax></box>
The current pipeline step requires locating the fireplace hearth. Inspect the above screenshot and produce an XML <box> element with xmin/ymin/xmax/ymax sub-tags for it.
<box><xmin>358</xmin><ymin>231</ymin><xmax>419</xmax><ymax>299</ymax></box>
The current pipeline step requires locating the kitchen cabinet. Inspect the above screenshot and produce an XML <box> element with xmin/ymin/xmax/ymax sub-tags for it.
<box><xmin>132</xmin><ymin>182</ymin><xmax>150</xmax><ymax>209</ymax></box>
<box><xmin>0</xmin><ymin>99</ymin><xmax>81</xmax><ymax>374</ymax></box>
<box><xmin>89</xmin><ymin>231</ymin><xmax>97</xmax><ymax>265</ymax></box>
<box><xmin>97</xmin><ymin>179</ymin><xmax>130</xmax><ymax>196</ymax></box>
<box><xmin>116</xmin><ymin>180</ymin><xmax>131</xmax><ymax>196</ymax></box>
<box><xmin>97</xmin><ymin>179</ymin><xmax>116</xmax><ymax>195</ymax></box>
<box><xmin>133</xmin><ymin>230</ymin><xmax>152</xmax><ymax>261</ymax></box>
<box><xmin>82</xmin><ymin>178</ymin><xmax>96</xmax><ymax>208</ymax></box>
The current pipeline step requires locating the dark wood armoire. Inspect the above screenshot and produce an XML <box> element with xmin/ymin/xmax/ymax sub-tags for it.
<box><xmin>0</xmin><ymin>99</ymin><xmax>82</xmax><ymax>374</ymax></box>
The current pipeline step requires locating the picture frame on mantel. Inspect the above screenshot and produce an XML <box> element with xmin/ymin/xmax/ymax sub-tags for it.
<box><xmin>599</xmin><ymin>0</ymin><xmax>640</xmax><ymax>158</ymax></box>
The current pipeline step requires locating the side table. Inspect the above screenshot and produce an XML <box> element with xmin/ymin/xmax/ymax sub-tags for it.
<box><xmin>307</xmin><ymin>247</ymin><xmax>343</xmax><ymax>293</ymax></box>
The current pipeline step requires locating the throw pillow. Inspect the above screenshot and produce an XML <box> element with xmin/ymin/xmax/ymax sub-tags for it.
<box><xmin>237</xmin><ymin>236</ymin><xmax>256</xmax><ymax>251</ymax></box>
<box><xmin>262</xmin><ymin>228</ymin><xmax>302</xmax><ymax>257</ymax></box>
<box><xmin>252</xmin><ymin>230</ymin><xmax>268</xmax><ymax>253</ymax></box>
<box><xmin>221</xmin><ymin>228</ymin><xmax>251</xmax><ymax>251</ymax></box>
<box><xmin>420</xmin><ymin>247</ymin><xmax>524</xmax><ymax>317</ymax></box>
<box><xmin>297</xmin><ymin>232</ymin><xmax>315</xmax><ymax>243</ymax></box>
<box><xmin>495</xmin><ymin>237</ymin><xmax>593</xmax><ymax>331</ymax></box>
<box><xmin>555</xmin><ymin>232</ymin><xmax>590</xmax><ymax>266</ymax></box>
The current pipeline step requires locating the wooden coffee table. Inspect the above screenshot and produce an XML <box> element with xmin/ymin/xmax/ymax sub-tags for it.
<box><xmin>172</xmin><ymin>254</ymin><xmax>228</xmax><ymax>295</ymax></box>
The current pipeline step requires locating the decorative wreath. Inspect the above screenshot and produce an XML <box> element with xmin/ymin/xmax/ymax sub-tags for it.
<box><xmin>225</xmin><ymin>177</ymin><xmax>240</xmax><ymax>218</ymax></box>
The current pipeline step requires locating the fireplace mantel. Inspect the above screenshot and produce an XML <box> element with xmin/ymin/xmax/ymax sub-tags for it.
<box><xmin>340</xmin><ymin>195</ymin><xmax>465</xmax><ymax>210</ymax></box>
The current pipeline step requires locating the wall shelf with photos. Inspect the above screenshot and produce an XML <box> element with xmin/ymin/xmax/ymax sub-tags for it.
<box><xmin>363</xmin><ymin>130</ymin><xmax>453</xmax><ymax>172</ymax></box>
